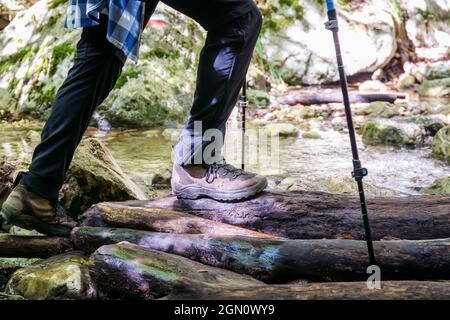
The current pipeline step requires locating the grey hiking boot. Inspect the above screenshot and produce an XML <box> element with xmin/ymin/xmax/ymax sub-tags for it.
<box><xmin>0</xmin><ymin>177</ymin><xmax>76</xmax><ymax>237</ymax></box>
<box><xmin>171</xmin><ymin>162</ymin><xmax>267</xmax><ymax>201</ymax></box>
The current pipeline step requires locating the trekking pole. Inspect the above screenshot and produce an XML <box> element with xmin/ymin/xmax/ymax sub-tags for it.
<box><xmin>324</xmin><ymin>0</ymin><xmax>376</xmax><ymax>266</ymax></box>
<box><xmin>239</xmin><ymin>79</ymin><xmax>248</xmax><ymax>170</ymax></box>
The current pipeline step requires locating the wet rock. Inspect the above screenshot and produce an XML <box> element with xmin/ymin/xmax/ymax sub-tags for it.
<box><xmin>424</xmin><ymin>60</ymin><xmax>450</xmax><ymax>80</ymax></box>
<box><xmin>358</xmin><ymin>102</ymin><xmax>399</xmax><ymax>118</ymax></box>
<box><xmin>302</xmin><ymin>131</ymin><xmax>321</xmax><ymax>139</ymax></box>
<box><xmin>331</xmin><ymin>117</ymin><xmax>345</xmax><ymax>131</ymax></box>
<box><xmin>247</xmin><ymin>89</ymin><xmax>270</xmax><ymax>108</ymax></box>
<box><xmin>397</xmin><ymin>73</ymin><xmax>416</xmax><ymax>90</ymax></box>
<box><xmin>152</xmin><ymin>168</ymin><xmax>172</xmax><ymax>187</ymax></box>
<box><xmin>362</xmin><ymin>119</ymin><xmax>425</xmax><ymax>148</ymax></box>
<box><xmin>432</xmin><ymin>126</ymin><xmax>450</xmax><ymax>164</ymax></box>
<box><xmin>5</xmin><ymin>252</ymin><xmax>97</xmax><ymax>300</ymax></box>
<box><xmin>422</xmin><ymin>176</ymin><xmax>450</xmax><ymax>196</ymax></box>
<box><xmin>271</xmin><ymin>176</ymin><xmax>400</xmax><ymax>197</ymax></box>
<box><xmin>358</xmin><ymin>80</ymin><xmax>388</xmax><ymax>92</ymax></box>
<box><xmin>406</xmin><ymin>115</ymin><xmax>445</xmax><ymax>136</ymax></box>
<box><xmin>60</xmin><ymin>138</ymin><xmax>147</xmax><ymax>215</ymax></box>
<box><xmin>264</xmin><ymin>123</ymin><xmax>299</xmax><ymax>137</ymax></box>
<box><xmin>0</xmin><ymin>258</ymin><xmax>42</xmax><ymax>291</ymax></box>
<box><xmin>0</xmin><ymin>292</ymin><xmax>24</xmax><ymax>300</ymax></box>
<box><xmin>419</xmin><ymin>78</ymin><xmax>450</xmax><ymax>98</ymax></box>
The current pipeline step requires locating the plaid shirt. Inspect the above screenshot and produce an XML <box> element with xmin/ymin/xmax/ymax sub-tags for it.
<box><xmin>65</xmin><ymin>0</ymin><xmax>146</xmax><ymax>62</ymax></box>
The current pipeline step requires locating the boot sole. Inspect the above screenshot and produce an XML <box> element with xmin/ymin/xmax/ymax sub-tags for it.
<box><xmin>0</xmin><ymin>207</ymin><xmax>73</xmax><ymax>237</ymax></box>
<box><xmin>172</xmin><ymin>178</ymin><xmax>268</xmax><ymax>201</ymax></box>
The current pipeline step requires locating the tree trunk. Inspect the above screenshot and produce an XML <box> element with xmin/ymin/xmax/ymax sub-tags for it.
<box><xmin>79</xmin><ymin>202</ymin><xmax>275</xmax><ymax>239</ymax></box>
<box><xmin>277</xmin><ymin>92</ymin><xmax>406</xmax><ymax>106</ymax></box>
<box><xmin>86</xmin><ymin>191</ymin><xmax>450</xmax><ymax>240</ymax></box>
<box><xmin>0</xmin><ymin>234</ymin><xmax>74</xmax><ymax>258</ymax></box>
<box><xmin>90</xmin><ymin>242</ymin><xmax>261</xmax><ymax>299</ymax></box>
<box><xmin>73</xmin><ymin>227</ymin><xmax>450</xmax><ymax>282</ymax></box>
<box><xmin>166</xmin><ymin>278</ymin><xmax>450</xmax><ymax>300</ymax></box>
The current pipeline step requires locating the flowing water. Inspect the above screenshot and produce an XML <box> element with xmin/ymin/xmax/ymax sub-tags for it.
<box><xmin>1</xmin><ymin>120</ymin><xmax>448</xmax><ymax>196</ymax></box>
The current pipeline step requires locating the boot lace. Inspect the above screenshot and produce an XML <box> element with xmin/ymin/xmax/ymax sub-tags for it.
<box><xmin>205</xmin><ymin>162</ymin><xmax>244</xmax><ymax>184</ymax></box>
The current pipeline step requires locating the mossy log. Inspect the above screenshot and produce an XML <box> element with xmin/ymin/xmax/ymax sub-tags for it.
<box><xmin>0</xmin><ymin>234</ymin><xmax>73</xmax><ymax>258</ymax></box>
<box><xmin>80</xmin><ymin>202</ymin><xmax>274</xmax><ymax>238</ymax></box>
<box><xmin>166</xmin><ymin>279</ymin><xmax>450</xmax><ymax>300</ymax></box>
<box><xmin>90</xmin><ymin>242</ymin><xmax>261</xmax><ymax>299</ymax></box>
<box><xmin>88</xmin><ymin>191</ymin><xmax>450</xmax><ymax>240</ymax></box>
<box><xmin>277</xmin><ymin>92</ymin><xmax>406</xmax><ymax>106</ymax></box>
<box><xmin>73</xmin><ymin>227</ymin><xmax>450</xmax><ymax>282</ymax></box>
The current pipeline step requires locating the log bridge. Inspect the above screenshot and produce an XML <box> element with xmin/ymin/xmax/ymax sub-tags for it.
<box><xmin>1</xmin><ymin>190</ymin><xmax>450</xmax><ymax>299</ymax></box>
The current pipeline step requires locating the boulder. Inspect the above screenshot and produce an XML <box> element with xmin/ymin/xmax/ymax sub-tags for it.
<box><xmin>362</xmin><ymin>119</ymin><xmax>425</xmax><ymax>148</ymax></box>
<box><xmin>423</xmin><ymin>176</ymin><xmax>450</xmax><ymax>196</ymax></box>
<box><xmin>262</xmin><ymin>1</ymin><xmax>396</xmax><ymax>85</ymax></box>
<box><xmin>247</xmin><ymin>89</ymin><xmax>270</xmax><ymax>108</ymax></box>
<box><xmin>358</xmin><ymin>80</ymin><xmax>388</xmax><ymax>92</ymax></box>
<box><xmin>1</xmin><ymin>138</ymin><xmax>147</xmax><ymax>215</ymax></box>
<box><xmin>5</xmin><ymin>251</ymin><xmax>97</xmax><ymax>300</ymax></box>
<box><xmin>0</xmin><ymin>258</ymin><xmax>42</xmax><ymax>291</ymax></box>
<box><xmin>60</xmin><ymin>138</ymin><xmax>147</xmax><ymax>214</ymax></box>
<box><xmin>404</xmin><ymin>0</ymin><xmax>450</xmax><ymax>50</ymax></box>
<box><xmin>419</xmin><ymin>78</ymin><xmax>450</xmax><ymax>98</ymax></box>
<box><xmin>397</xmin><ymin>73</ymin><xmax>416</xmax><ymax>90</ymax></box>
<box><xmin>358</xmin><ymin>102</ymin><xmax>399</xmax><ymax>118</ymax></box>
<box><xmin>264</xmin><ymin>123</ymin><xmax>299</xmax><ymax>137</ymax></box>
<box><xmin>432</xmin><ymin>126</ymin><xmax>450</xmax><ymax>164</ymax></box>
<box><xmin>302</xmin><ymin>131</ymin><xmax>321</xmax><ymax>139</ymax></box>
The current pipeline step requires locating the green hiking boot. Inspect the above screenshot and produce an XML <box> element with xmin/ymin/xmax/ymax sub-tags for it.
<box><xmin>0</xmin><ymin>179</ymin><xmax>76</xmax><ymax>237</ymax></box>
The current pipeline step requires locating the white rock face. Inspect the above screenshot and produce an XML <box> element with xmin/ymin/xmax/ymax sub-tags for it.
<box><xmin>404</xmin><ymin>0</ymin><xmax>450</xmax><ymax>50</ymax></box>
<box><xmin>0</xmin><ymin>0</ymin><xmax>51</xmax><ymax>57</ymax></box>
<box><xmin>262</xmin><ymin>0</ymin><xmax>397</xmax><ymax>85</ymax></box>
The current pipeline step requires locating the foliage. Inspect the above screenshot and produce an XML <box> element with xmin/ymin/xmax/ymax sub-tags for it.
<box><xmin>49</xmin><ymin>43</ymin><xmax>76</xmax><ymax>76</ymax></box>
<box><xmin>0</xmin><ymin>48</ymin><xmax>37</xmax><ymax>75</ymax></box>
<box><xmin>257</xmin><ymin>0</ymin><xmax>305</xmax><ymax>34</ymax></box>
<box><xmin>50</xmin><ymin>0</ymin><xmax>68</xmax><ymax>9</ymax></box>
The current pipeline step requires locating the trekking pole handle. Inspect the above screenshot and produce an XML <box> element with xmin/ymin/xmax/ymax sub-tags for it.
<box><xmin>326</xmin><ymin>0</ymin><xmax>335</xmax><ymax>11</ymax></box>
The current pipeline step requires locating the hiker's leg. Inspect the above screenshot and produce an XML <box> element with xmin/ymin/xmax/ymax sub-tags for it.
<box><xmin>21</xmin><ymin>16</ymin><xmax>124</xmax><ymax>202</ymax></box>
<box><xmin>167</xmin><ymin>1</ymin><xmax>262</xmax><ymax>165</ymax></box>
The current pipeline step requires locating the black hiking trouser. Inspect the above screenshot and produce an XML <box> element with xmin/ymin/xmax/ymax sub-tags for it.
<box><xmin>21</xmin><ymin>1</ymin><xmax>262</xmax><ymax>202</ymax></box>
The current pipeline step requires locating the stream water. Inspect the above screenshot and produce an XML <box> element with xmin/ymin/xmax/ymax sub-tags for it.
<box><xmin>2</xmin><ymin>116</ymin><xmax>448</xmax><ymax>196</ymax></box>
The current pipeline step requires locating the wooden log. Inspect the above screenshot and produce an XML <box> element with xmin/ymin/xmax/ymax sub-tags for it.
<box><xmin>166</xmin><ymin>278</ymin><xmax>450</xmax><ymax>300</ymax></box>
<box><xmin>80</xmin><ymin>202</ymin><xmax>275</xmax><ymax>239</ymax></box>
<box><xmin>277</xmin><ymin>92</ymin><xmax>406</xmax><ymax>106</ymax></box>
<box><xmin>0</xmin><ymin>234</ymin><xmax>74</xmax><ymax>258</ymax></box>
<box><xmin>90</xmin><ymin>242</ymin><xmax>261</xmax><ymax>299</ymax></box>
<box><xmin>73</xmin><ymin>227</ymin><xmax>450</xmax><ymax>282</ymax></box>
<box><xmin>143</xmin><ymin>191</ymin><xmax>450</xmax><ymax>240</ymax></box>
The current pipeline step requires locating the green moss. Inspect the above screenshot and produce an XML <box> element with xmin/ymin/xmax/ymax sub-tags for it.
<box><xmin>115</xmin><ymin>69</ymin><xmax>140</xmax><ymax>90</ymax></box>
<box><xmin>0</xmin><ymin>48</ymin><xmax>37</xmax><ymax>74</ymax></box>
<box><xmin>49</xmin><ymin>43</ymin><xmax>76</xmax><ymax>76</ymax></box>
<box><xmin>259</xmin><ymin>0</ymin><xmax>304</xmax><ymax>34</ymax></box>
<box><xmin>362</xmin><ymin>122</ymin><xmax>406</xmax><ymax>147</ymax></box>
<box><xmin>423</xmin><ymin>176</ymin><xmax>450</xmax><ymax>195</ymax></box>
<box><xmin>247</xmin><ymin>89</ymin><xmax>270</xmax><ymax>108</ymax></box>
<box><xmin>418</xmin><ymin>9</ymin><xmax>435</xmax><ymax>23</ymax></box>
<box><xmin>143</xmin><ymin>47</ymin><xmax>181</xmax><ymax>60</ymax></box>
<box><xmin>49</xmin><ymin>0</ymin><xmax>68</xmax><ymax>9</ymax></box>
<box><xmin>391</xmin><ymin>0</ymin><xmax>404</xmax><ymax>23</ymax></box>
